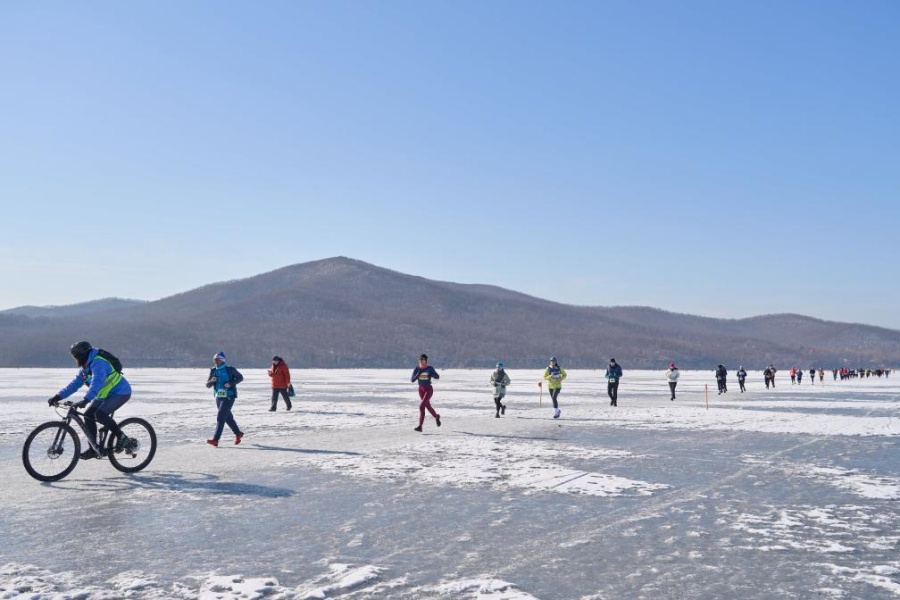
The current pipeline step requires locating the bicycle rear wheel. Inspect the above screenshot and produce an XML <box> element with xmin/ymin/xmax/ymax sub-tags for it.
<box><xmin>22</xmin><ymin>421</ymin><xmax>81</xmax><ymax>482</ymax></box>
<box><xmin>107</xmin><ymin>417</ymin><xmax>156</xmax><ymax>473</ymax></box>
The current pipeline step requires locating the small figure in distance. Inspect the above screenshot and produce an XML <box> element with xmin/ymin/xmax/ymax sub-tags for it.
<box><xmin>715</xmin><ymin>364</ymin><xmax>728</xmax><ymax>395</ymax></box>
<box><xmin>764</xmin><ymin>365</ymin><xmax>777</xmax><ymax>389</ymax></box>
<box><xmin>490</xmin><ymin>361</ymin><xmax>511</xmax><ymax>418</ymax></box>
<box><xmin>737</xmin><ymin>365</ymin><xmax>748</xmax><ymax>392</ymax></box>
<box><xmin>606</xmin><ymin>358</ymin><xmax>623</xmax><ymax>406</ymax></box>
<box><xmin>666</xmin><ymin>362</ymin><xmax>679</xmax><ymax>401</ymax></box>
<box><xmin>411</xmin><ymin>354</ymin><xmax>441</xmax><ymax>432</ymax></box>
<box><xmin>543</xmin><ymin>357</ymin><xmax>567</xmax><ymax>419</ymax></box>
<box><xmin>267</xmin><ymin>355</ymin><xmax>292</xmax><ymax>412</ymax></box>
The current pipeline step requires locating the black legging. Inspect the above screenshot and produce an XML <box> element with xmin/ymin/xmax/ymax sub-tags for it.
<box><xmin>668</xmin><ymin>381</ymin><xmax>677</xmax><ymax>400</ymax></box>
<box><xmin>549</xmin><ymin>388</ymin><xmax>561</xmax><ymax>408</ymax></box>
<box><xmin>608</xmin><ymin>381</ymin><xmax>619</xmax><ymax>405</ymax></box>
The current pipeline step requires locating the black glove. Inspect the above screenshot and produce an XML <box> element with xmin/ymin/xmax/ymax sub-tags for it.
<box><xmin>48</xmin><ymin>394</ymin><xmax>62</xmax><ymax>406</ymax></box>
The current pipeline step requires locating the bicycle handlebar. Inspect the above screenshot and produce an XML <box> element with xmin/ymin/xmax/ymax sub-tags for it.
<box><xmin>49</xmin><ymin>400</ymin><xmax>85</xmax><ymax>415</ymax></box>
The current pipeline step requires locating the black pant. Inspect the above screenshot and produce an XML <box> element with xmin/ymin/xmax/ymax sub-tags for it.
<box><xmin>271</xmin><ymin>388</ymin><xmax>292</xmax><ymax>410</ymax></box>
<box><xmin>549</xmin><ymin>388</ymin><xmax>560</xmax><ymax>409</ymax></box>
<box><xmin>668</xmin><ymin>381</ymin><xmax>677</xmax><ymax>400</ymax></box>
<box><xmin>717</xmin><ymin>379</ymin><xmax>726</xmax><ymax>393</ymax></box>
<box><xmin>494</xmin><ymin>395</ymin><xmax>506</xmax><ymax>414</ymax></box>
<box><xmin>739</xmin><ymin>378</ymin><xmax>746</xmax><ymax>392</ymax></box>
<box><xmin>84</xmin><ymin>393</ymin><xmax>130</xmax><ymax>446</ymax></box>
<box><xmin>608</xmin><ymin>381</ymin><xmax>619</xmax><ymax>405</ymax></box>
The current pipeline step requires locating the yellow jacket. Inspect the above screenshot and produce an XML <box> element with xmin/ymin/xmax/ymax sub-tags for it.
<box><xmin>543</xmin><ymin>366</ymin><xmax>567</xmax><ymax>390</ymax></box>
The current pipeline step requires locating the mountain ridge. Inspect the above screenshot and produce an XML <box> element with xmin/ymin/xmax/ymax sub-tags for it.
<box><xmin>1</xmin><ymin>257</ymin><xmax>897</xmax><ymax>368</ymax></box>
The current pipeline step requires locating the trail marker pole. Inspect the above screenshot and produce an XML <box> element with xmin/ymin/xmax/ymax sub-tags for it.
<box><xmin>538</xmin><ymin>381</ymin><xmax>543</xmax><ymax>406</ymax></box>
<box><xmin>705</xmin><ymin>384</ymin><xmax>709</xmax><ymax>410</ymax></box>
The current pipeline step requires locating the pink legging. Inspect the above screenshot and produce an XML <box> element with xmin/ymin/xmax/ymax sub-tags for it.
<box><xmin>418</xmin><ymin>385</ymin><xmax>439</xmax><ymax>426</ymax></box>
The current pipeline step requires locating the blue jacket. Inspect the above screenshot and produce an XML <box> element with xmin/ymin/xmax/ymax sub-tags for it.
<box><xmin>605</xmin><ymin>363</ymin><xmax>623</xmax><ymax>381</ymax></box>
<box><xmin>208</xmin><ymin>364</ymin><xmax>244</xmax><ymax>398</ymax></box>
<box><xmin>411</xmin><ymin>365</ymin><xmax>439</xmax><ymax>386</ymax></box>
<box><xmin>58</xmin><ymin>348</ymin><xmax>131</xmax><ymax>402</ymax></box>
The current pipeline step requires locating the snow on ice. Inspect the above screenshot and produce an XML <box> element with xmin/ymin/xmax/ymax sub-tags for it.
<box><xmin>1</xmin><ymin>368</ymin><xmax>899</xmax><ymax>599</ymax></box>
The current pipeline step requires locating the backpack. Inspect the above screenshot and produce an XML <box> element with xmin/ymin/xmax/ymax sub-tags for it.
<box><xmin>96</xmin><ymin>348</ymin><xmax>123</xmax><ymax>373</ymax></box>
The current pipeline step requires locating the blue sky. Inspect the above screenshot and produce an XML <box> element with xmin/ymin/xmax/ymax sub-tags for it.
<box><xmin>2</xmin><ymin>1</ymin><xmax>898</xmax><ymax>329</ymax></box>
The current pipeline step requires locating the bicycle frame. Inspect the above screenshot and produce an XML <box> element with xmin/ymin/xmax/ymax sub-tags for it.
<box><xmin>53</xmin><ymin>404</ymin><xmax>111</xmax><ymax>456</ymax></box>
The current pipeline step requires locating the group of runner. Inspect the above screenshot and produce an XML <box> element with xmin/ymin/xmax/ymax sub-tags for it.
<box><xmin>413</xmin><ymin>355</ymin><xmax>624</xmax><ymax>428</ymax></box>
<box><xmin>48</xmin><ymin>341</ymin><xmax>895</xmax><ymax>449</ymax></box>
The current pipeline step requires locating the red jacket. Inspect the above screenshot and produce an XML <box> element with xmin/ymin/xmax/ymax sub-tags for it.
<box><xmin>268</xmin><ymin>362</ymin><xmax>291</xmax><ymax>389</ymax></box>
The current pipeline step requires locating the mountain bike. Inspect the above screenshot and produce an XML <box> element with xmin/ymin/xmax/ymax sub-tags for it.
<box><xmin>22</xmin><ymin>401</ymin><xmax>157</xmax><ymax>482</ymax></box>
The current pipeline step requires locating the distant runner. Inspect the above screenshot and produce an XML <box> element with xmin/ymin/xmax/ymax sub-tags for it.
<box><xmin>543</xmin><ymin>357</ymin><xmax>567</xmax><ymax>419</ymax></box>
<box><xmin>606</xmin><ymin>358</ymin><xmax>623</xmax><ymax>406</ymax></box>
<box><xmin>490</xmin><ymin>362</ymin><xmax>510</xmax><ymax>418</ymax></box>
<box><xmin>411</xmin><ymin>354</ymin><xmax>441</xmax><ymax>432</ymax></box>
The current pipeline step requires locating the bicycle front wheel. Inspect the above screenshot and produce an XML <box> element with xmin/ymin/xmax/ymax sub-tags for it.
<box><xmin>22</xmin><ymin>421</ymin><xmax>81</xmax><ymax>482</ymax></box>
<box><xmin>107</xmin><ymin>417</ymin><xmax>157</xmax><ymax>473</ymax></box>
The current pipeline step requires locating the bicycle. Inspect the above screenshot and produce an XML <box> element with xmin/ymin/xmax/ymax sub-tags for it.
<box><xmin>22</xmin><ymin>400</ymin><xmax>157</xmax><ymax>482</ymax></box>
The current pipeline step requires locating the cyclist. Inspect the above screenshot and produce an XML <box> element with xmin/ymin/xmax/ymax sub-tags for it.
<box><xmin>47</xmin><ymin>341</ymin><xmax>134</xmax><ymax>460</ymax></box>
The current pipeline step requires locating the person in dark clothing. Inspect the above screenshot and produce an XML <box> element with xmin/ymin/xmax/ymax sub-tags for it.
<box><xmin>737</xmin><ymin>366</ymin><xmax>748</xmax><ymax>392</ymax></box>
<box><xmin>205</xmin><ymin>351</ymin><xmax>244</xmax><ymax>447</ymax></box>
<box><xmin>606</xmin><ymin>358</ymin><xmax>623</xmax><ymax>406</ymax></box>
<box><xmin>411</xmin><ymin>354</ymin><xmax>441</xmax><ymax>432</ymax></box>
<box><xmin>490</xmin><ymin>362</ymin><xmax>511</xmax><ymax>418</ymax></box>
<box><xmin>809</xmin><ymin>368</ymin><xmax>816</xmax><ymax>384</ymax></box>
<box><xmin>715</xmin><ymin>364</ymin><xmax>727</xmax><ymax>394</ymax></box>
<box><xmin>267</xmin><ymin>355</ymin><xmax>292</xmax><ymax>411</ymax></box>
<box><xmin>764</xmin><ymin>365</ymin><xmax>776</xmax><ymax>389</ymax></box>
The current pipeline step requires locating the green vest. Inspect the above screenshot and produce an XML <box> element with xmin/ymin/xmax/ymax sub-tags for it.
<box><xmin>93</xmin><ymin>356</ymin><xmax>123</xmax><ymax>399</ymax></box>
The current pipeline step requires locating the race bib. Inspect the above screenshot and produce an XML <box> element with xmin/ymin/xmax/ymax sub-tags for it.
<box><xmin>216</xmin><ymin>389</ymin><xmax>228</xmax><ymax>398</ymax></box>
<box><xmin>608</xmin><ymin>378</ymin><xmax>617</xmax><ymax>383</ymax></box>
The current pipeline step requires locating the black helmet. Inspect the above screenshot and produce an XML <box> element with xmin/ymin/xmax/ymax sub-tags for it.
<box><xmin>70</xmin><ymin>341</ymin><xmax>93</xmax><ymax>367</ymax></box>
